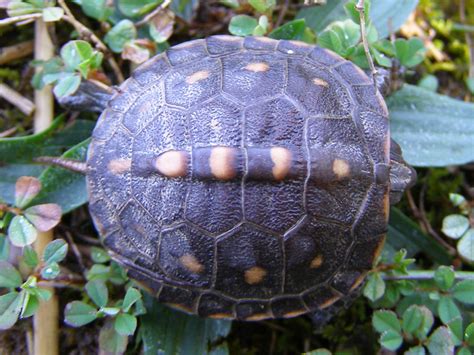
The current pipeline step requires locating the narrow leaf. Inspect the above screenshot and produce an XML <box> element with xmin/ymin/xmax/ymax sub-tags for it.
<box><xmin>42</xmin><ymin>239</ymin><xmax>68</xmax><ymax>264</ymax></box>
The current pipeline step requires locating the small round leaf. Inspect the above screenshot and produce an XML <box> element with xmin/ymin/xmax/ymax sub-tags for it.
<box><xmin>442</xmin><ymin>214</ymin><xmax>469</xmax><ymax>239</ymax></box>
<box><xmin>114</xmin><ymin>313</ymin><xmax>137</xmax><ymax>336</ymax></box>
<box><xmin>404</xmin><ymin>346</ymin><xmax>426</xmax><ymax>355</ymax></box>
<box><xmin>8</xmin><ymin>215</ymin><xmax>37</xmax><ymax>247</ymax></box>
<box><xmin>53</xmin><ymin>74</ymin><xmax>81</xmax><ymax>98</ymax></box>
<box><xmin>457</xmin><ymin>229</ymin><xmax>474</xmax><ymax>262</ymax></box>
<box><xmin>104</xmin><ymin>20</ymin><xmax>137</xmax><ymax>53</ymax></box>
<box><xmin>0</xmin><ymin>291</ymin><xmax>22</xmax><ymax>330</ymax></box>
<box><xmin>60</xmin><ymin>40</ymin><xmax>94</xmax><ymax>70</ymax></box>
<box><xmin>363</xmin><ymin>272</ymin><xmax>386</xmax><ymax>302</ymax></box>
<box><xmin>372</xmin><ymin>310</ymin><xmax>401</xmax><ymax>334</ymax></box>
<box><xmin>15</xmin><ymin>176</ymin><xmax>41</xmax><ymax>208</ymax></box>
<box><xmin>0</xmin><ymin>262</ymin><xmax>22</xmax><ymax>288</ymax></box>
<box><xmin>122</xmin><ymin>287</ymin><xmax>141</xmax><ymax>312</ymax></box>
<box><xmin>434</xmin><ymin>265</ymin><xmax>455</xmax><ymax>291</ymax></box>
<box><xmin>229</xmin><ymin>15</ymin><xmax>258</xmax><ymax>36</ymax></box>
<box><xmin>85</xmin><ymin>280</ymin><xmax>108</xmax><ymax>308</ymax></box>
<box><xmin>40</xmin><ymin>262</ymin><xmax>60</xmax><ymax>280</ymax></box>
<box><xmin>438</xmin><ymin>296</ymin><xmax>461</xmax><ymax>324</ymax></box>
<box><xmin>379</xmin><ymin>330</ymin><xmax>403</xmax><ymax>351</ymax></box>
<box><xmin>453</xmin><ymin>280</ymin><xmax>474</xmax><ymax>304</ymax></box>
<box><xmin>23</xmin><ymin>246</ymin><xmax>39</xmax><ymax>268</ymax></box>
<box><xmin>91</xmin><ymin>247</ymin><xmax>110</xmax><ymax>264</ymax></box>
<box><xmin>24</xmin><ymin>204</ymin><xmax>62</xmax><ymax>232</ymax></box>
<box><xmin>65</xmin><ymin>301</ymin><xmax>98</xmax><ymax>327</ymax></box>
<box><xmin>465</xmin><ymin>322</ymin><xmax>474</xmax><ymax>346</ymax></box>
<box><xmin>43</xmin><ymin>239</ymin><xmax>68</xmax><ymax>264</ymax></box>
<box><xmin>426</xmin><ymin>326</ymin><xmax>454</xmax><ymax>354</ymax></box>
<box><xmin>42</xmin><ymin>7</ymin><xmax>64</xmax><ymax>22</ymax></box>
<box><xmin>402</xmin><ymin>305</ymin><xmax>423</xmax><ymax>334</ymax></box>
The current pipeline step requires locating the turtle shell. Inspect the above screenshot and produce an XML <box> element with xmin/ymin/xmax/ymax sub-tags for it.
<box><xmin>86</xmin><ymin>35</ymin><xmax>390</xmax><ymax>321</ymax></box>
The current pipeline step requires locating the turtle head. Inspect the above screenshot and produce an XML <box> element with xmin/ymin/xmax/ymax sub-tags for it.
<box><xmin>389</xmin><ymin>139</ymin><xmax>417</xmax><ymax>205</ymax></box>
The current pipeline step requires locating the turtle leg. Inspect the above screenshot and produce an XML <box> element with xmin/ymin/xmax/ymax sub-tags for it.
<box><xmin>33</xmin><ymin>156</ymin><xmax>87</xmax><ymax>174</ymax></box>
<box><xmin>308</xmin><ymin>288</ymin><xmax>362</xmax><ymax>330</ymax></box>
<box><xmin>389</xmin><ymin>139</ymin><xmax>417</xmax><ymax>205</ymax></box>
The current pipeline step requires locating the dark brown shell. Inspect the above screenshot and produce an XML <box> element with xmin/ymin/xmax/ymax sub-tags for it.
<box><xmin>86</xmin><ymin>35</ymin><xmax>390</xmax><ymax>321</ymax></box>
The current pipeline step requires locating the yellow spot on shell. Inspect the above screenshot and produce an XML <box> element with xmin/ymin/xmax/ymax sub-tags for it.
<box><xmin>349</xmin><ymin>272</ymin><xmax>368</xmax><ymax>292</ymax></box>
<box><xmin>246</xmin><ymin>313</ymin><xmax>270</xmax><ymax>321</ymax></box>
<box><xmin>270</xmin><ymin>147</ymin><xmax>292</xmax><ymax>181</ymax></box>
<box><xmin>332</xmin><ymin>159</ymin><xmax>350</xmax><ymax>179</ymax></box>
<box><xmin>209</xmin><ymin>313</ymin><xmax>233</xmax><ymax>319</ymax></box>
<box><xmin>319</xmin><ymin>295</ymin><xmax>340</xmax><ymax>309</ymax></box>
<box><xmin>167</xmin><ymin>303</ymin><xmax>194</xmax><ymax>313</ymax></box>
<box><xmin>255</xmin><ymin>36</ymin><xmax>275</xmax><ymax>43</ymax></box>
<box><xmin>209</xmin><ymin>147</ymin><xmax>237</xmax><ymax>180</ymax></box>
<box><xmin>373</xmin><ymin>235</ymin><xmax>386</xmax><ymax>262</ymax></box>
<box><xmin>310</xmin><ymin>255</ymin><xmax>323</xmax><ymax>269</ymax></box>
<box><xmin>179</xmin><ymin>254</ymin><xmax>204</xmax><ymax>274</ymax></box>
<box><xmin>155</xmin><ymin>150</ymin><xmax>188</xmax><ymax>178</ymax></box>
<box><xmin>244</xmin><ymin>266</ymin><xmax>267</xmax><ymax>285</ymax></box>
<box><xmin>312</xmin><ymin>78</ymin><xmax>329</xmax><ymax>87</ymax></box>
<box><xmin>244</xmin><ymin>62</ymin><xmax>270</xmax><ymax>72</ymax></box>
<box><xmin>108</xmin><ymin>158</ymin><xmax>131</xmax><ymax>175</ymax></box>
<box><xmin>383</xmin><ymin>192</ymin><xmax>390</xmax><ymax>221</ymax></box>
<box><xmin>186</xmin><ymin>70</ymin><xmax>210</xmax><ymax>84</ymax></box>
<box><xmin>283</xmin><ymin>309</ymin><xmax>307</xmax><ymax>318</ymax></box>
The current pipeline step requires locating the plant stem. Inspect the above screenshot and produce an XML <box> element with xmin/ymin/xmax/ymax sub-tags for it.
<box><xmin>459</xmin><ymin>0</ymin><xmax>474</xmax><ymax>79</ymax></box>
<box><xmin>57</xmin><ymin>0</ymin><xmax>124</xmax><ymax>83</ymax></box>
<box><xmin>136</xmin><ymin>0</ymin><xmax>172</xmax><ymax>27</ymax></box>
<box><xmin>0</xmin><ymin>13</ymin><xmax>42</xmax><ymax>27</ymax></box>
<box><xmin>382</xmin><ymin>270</ymin><xmax>474</xmax><ymax>281</ymax></box>
<box><xmin>33</xmin><ymin>18</ymin><xmax>59</xmax><ymax>355</ymax></box>
<box><xmin>355</xmin><ymin>0</ymin><xmax>377</xmax><ymax>86</ymax></box>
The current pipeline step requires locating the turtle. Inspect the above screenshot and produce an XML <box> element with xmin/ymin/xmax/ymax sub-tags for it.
<box><xmin>55</xmin><ymin>35</ymin><xmax>417</xmax><ymax>322</ymax></box>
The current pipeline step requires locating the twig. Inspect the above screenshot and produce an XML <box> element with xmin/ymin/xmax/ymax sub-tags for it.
<box><xmin>419</xmin><ymin>182</ymin><xmax>457</xmax><ymax>256</ymax></box>
<box><xmin>275</xmin><ymin>0</ymin><xmax>289</xmax><ymax>29</ymax></box>
<box><xmin>355</xmin><ymin>0</ymin><xmax>377</xmax><ymax>86</ymax></box>
<box><xmin>64</xmin><ymin>231</ymin><xmax>87</xmax><ymax>277</ymax></box>
<box><xmin>0</xmin><ymin>83</ymin><xmax>35</xmax><ymax>116</ymax></box>
<box><xmin>382</xmin><ymin>270</ymin><xmax>474</xmax><ymax>281</ymax></box>
<box><xmin>0</xmin><ymin>40</ymin><xmax>34</xmax><ymax>65</ymax></box>
<box><xmin>136</xmin><ymin>0</ymin><xmax>172</xmax><ymax>27</ymax></box>
<box><xmin>0</xmin><ymin>13</ymin><xmax>42</xmax><ymax>26</ymax></box>
<box><xmin>33</xmin><ymin>18</ymin><xmax>59</xmax><ymax>355</ymax></box>
<box><xmin>0</xmin><ymin>127</ymin><xmax>17</xmax><ymax>138</ymax></box>
<box><xmin>57</xmin><ymin>0</ymin><xmax>124</xmax><ymax>83</ymax></box>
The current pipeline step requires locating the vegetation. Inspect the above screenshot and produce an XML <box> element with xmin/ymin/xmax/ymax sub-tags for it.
<box><xmin>0</xmin><ymin>0</ymin><xmax>473</xmax><ymax>353</ymax></box>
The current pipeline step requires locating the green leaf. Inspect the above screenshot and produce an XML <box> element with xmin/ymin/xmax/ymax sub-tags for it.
<box><xmin>0</xmin><ymin>261</ymin><xmax>22</xmax><ymax>288</ymax></box>
<box><xmin>105</xmin><ymin>20</ymin><xmax>137</xmax><ymax>53</ymax></box>
<box><xmin>42</xmin><ymin>7</ymin><xmax>63</xmax><ymax>22</ymax></box>
<box><xmin>387</xmin><ymin>84</ymin><xmax>474</xmax><ymax>167</ymax></box>
<box><xmin>402</xmin><ymin>305</ymin><xmax>423</xmax><ymax>335</ymax></box>
<box><xmin>318</xmin><ymin>20</ymin><xmax>360</xmax><ymax>57</ymax></box>
<box><xmin>117</xmin><ymin>0</ymin><xmax>159</xmax><ymax>18</ymax></box>
<box><xmin>91</xmin><ymin>247</ymin><xmax>111</xmax><ymax>263</ymax></box>
<box><xmin>148</xmin><ymin>9</ymin><xmax>175</xmax><ymax>44</ymax></box>
<box><xmin>442</xmin><ymin>215</ymin><xmax>469</xmax><ymax>239</ymax></box>
<box><xmin>446</xmin><ymin>317</ymin><xmax>463</xmax><ymax>346</ymax></box>
<box><xmin>0</xmin><ymin>292</ymin><xmax>22</xmax><ymax>330</ymax></box>
<box><xmin>24</xmin><ymin>203</ymin><xmax>62</xmax><ymax>232</ymax></box>
<box><xmin>114</xmin><ymin>313</ymin><xmax>137</xmax><ymax>336</ymax></box>
<box><xmin>269</xmin><ymin>19</ymin><xmax>307</xmax><ymax>41</ymax></box>
<box><xmin>81</xmin><ymin>0</ymin><xmax>112</xmax><ymax>21</ymax></box>
<box><xmin>229</xmin><ymin>15</ymin><xmax>258</xmax><ymax>36</ymax></box>
<box><xmin>8</xmin><ymin>215</ymin><xmax>37</xmax><ymax>247</ymax></box>
<box><xmin>363</xmin><ymin>272</ymin><xmax>385</xmax><ymax>301</ymax></box>
<box><xmin>305</xmin><ymin>349</ymin><xmax>331</xmax><ymax>355</ymax></box>
<box><xmin>15</xmin><ymin>176</ymin><xmax>41</xmax><ymax>208</ymax></box>
<box><xmin>0</xmin><ymin>234</ymin><xmax>10</xmax><ymax>262</ymax></box>
<box><xmin>87</xmin><ymin>264</ymin><xmax>111</xmax><ymax>281</ymax></box>
<box><xmin>437</xmin><ymin>296</ymin><xmax>461</xmax><ymax>324</ymax></box>
<box><xmin>458</xmin><ymin>229</ymin><xmax>474</xmax><ymax>262</ymax></box>
<box><xmin>7</xmin><ymin>0</ymin><xmax>39</xmax><ymax>17</ymax></box>
<box><xmin>20</xmin><ymin>293</ymin><xmax>39</xmax><ymax>318</ymax></box>
<box><xmin>53</xmin><ymin>74</ymin><xmax>81</xmax><ymax>98</ymax></box>
<box><xmin>372</xmin><ymin>310</ymin><xmax>401</xmax><ymax>334</ymax></box>
<box><xmin>467</xmin><ymin>77</ymin><xmax>474</xmax><ymax>94</ymax></box>
<box><xmin>23</xmin><ymin>246</ymin><xmax>39</xmax><ymax>268</ymax></box>
<box><xmin>387</xmin><ymin>208</ymin><xmax>451</xmax><ymax>264</ymax></box>
<box><xmin>296</xmin><ymin>0</ymin><xmax>347</xmax><ymax>33</ymax></box>
<box><xmin>101</xmin><ymin>307</ymin><xmax>121</xmax><ymax>316</ymax></box>
<box><xmin>394</xmin><ymin>38</ymin><xmax>426</xmax><ymax>68</ymax></box>
<box><xmin>219</xmin><ymin>0</ymin><xmax>239</xmax><ymax>9</ymax></box>
<box><xmin>465</xmin><ymin>322</ymin><xmax>474</xmax><ymax>346</ymax></box>
<box><xmin>141</xmin><ymin>295</ymin><xmax>232</xmax><ymax>354</ymax></box>
<box><xmin>40</xmin><ymin>262</ymin><xmax>60</xmax><ymax>280</ymax></box>
<box><xmin>418</xmin><ymin>75</ymin><xmax>439</xmax><ymax>92</ymax></box>
<box><xmin>416</xmin><ymin>306</ymin><xmax>434</xmax><ymax>340</ymax></box>
<box><xmin>85</xmin><ymin>280</ymin><xmax>108</xmax><ymax>308</ymax></box>
<box><xmin>426</xmin><ymin>326</ymin><xmax>454</xmax><ymax>355</ymax></box>
<box><xmin>61</xmin><ymin>41</ymin><xmax>94</xmax><ymax>70</ymax></box>
<box><xmin>452</xmin><ymin>280</ymin><xmax>474</xmax><ymax>304</ymax></box>
<box><xmin>170</xmin><ymin>0</ymin><xmax>199</xmax><ymax>22</ymax></box>
<box><xmin>248</xmin><ymin>0</ymin><xmax>275</xmax><ymax>13</ymax></box>
<box><xmin>404</xmin><ymin>346</ymin><xmax>426</xmax><ymax>355</ymax></box>
<box><xmin>344</xmin><ymin>0</ymin><xmax>370</xmax><ymax>25</ymax></box>
<box><xmin>434</xmin><ymin>266</ymin><xmax>455</xmax><ymax>291</ymax></box>
<box><xmin>379</xmin><ymin>330</ymin><xmax>403</xmax><ymax>351</ymax></box>
<box><xmin>99</xmin><ymin>319</ymin><xmax>129</xmax><ymax>354</ymax></box>
<box><xmin>122</xmin><ymin>287</ymin><xmax>141</xmax><ymax>312</ymax></box>
<box><xmin>43</xmin><ymin>239</ymin><xmax>68</xmax><ymax>264</ymax></box>
<box><xmin>64</xmin><ymin>301</ymin><xmax>98</xmax><ymax>327</ymax></box>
